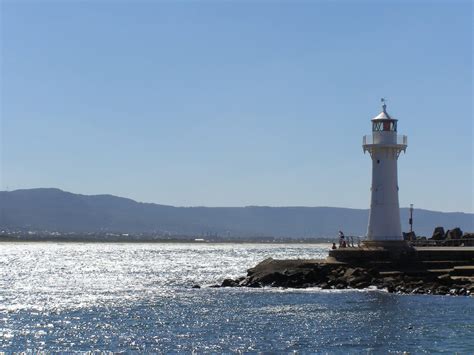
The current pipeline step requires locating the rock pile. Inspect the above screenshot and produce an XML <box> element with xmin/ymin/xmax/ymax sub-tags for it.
<box><xmin>430</xmin><ymin>226</ymin><xmax>473</xmax><ymax>241</ymax></box>
<box><xmin>402</xmin><ymin>227</ymin><xmax>474</xmax><ymax>246</ymax></box>
<box><xmin>215</xmin><ymin>258</ymin><xmax>474</xmax><ymax>296</ymax></box>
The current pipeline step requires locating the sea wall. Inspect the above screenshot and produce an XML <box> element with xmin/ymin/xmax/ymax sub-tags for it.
<box><xmin>214</xmin><ymin>250</ymin><xmax>474</xmax><ymax>296</ymax></box>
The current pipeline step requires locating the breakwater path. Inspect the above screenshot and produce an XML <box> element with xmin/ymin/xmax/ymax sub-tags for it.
<box><xmin>218</xmin><ymin>247</ymin><xmax>474</xmax><ymax>296</ymax></box>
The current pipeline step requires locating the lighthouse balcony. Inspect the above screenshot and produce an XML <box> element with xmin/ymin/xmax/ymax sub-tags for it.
<box><xmin>363</xmin><ymin>135</ymin><xmax>407</xmax><ymax>154</ymax></box>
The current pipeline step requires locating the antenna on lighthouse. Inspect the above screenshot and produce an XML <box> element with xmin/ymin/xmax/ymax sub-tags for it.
<box><xmin>381</xmin><ymin>97</ymin><xmax>387</xmax><ymax>112</ymax></box>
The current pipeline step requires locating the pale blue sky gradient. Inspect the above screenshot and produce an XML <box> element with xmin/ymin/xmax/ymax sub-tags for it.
<box><xmin>1</xmin><ymin>1</ymin><xmax>472</xmax><ymax>212</ymax></box>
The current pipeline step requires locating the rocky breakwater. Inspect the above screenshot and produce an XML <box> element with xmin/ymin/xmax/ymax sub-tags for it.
<box><xmin>216</xmin><ymin>257</ymin><xmax>474</xmax><ymax>296</ymax></box>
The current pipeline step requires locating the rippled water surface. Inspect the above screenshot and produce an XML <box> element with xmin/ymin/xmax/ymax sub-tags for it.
<box><xmin>0</xmin><ymin>242</ymin><xmax>473</xmax><ymax>352</ymax></box>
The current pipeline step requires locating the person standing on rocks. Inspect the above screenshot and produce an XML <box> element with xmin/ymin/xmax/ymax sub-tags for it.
<box><xmin>338</xmin><ymin>231</ymin><xmax>345</xmax><ymax>247</ymax></box>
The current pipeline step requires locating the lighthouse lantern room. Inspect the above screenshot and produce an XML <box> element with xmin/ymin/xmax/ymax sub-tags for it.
<box><xmin>363</xmin><ymin>99</ymin><xmax>407</xmax><ymax>241</ymax></box>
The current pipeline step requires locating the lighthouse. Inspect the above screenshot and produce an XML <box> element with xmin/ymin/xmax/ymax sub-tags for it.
<box><xmin>363</xmin><ymin>99</ymin><xmax>407</xmax><ymax>241</ymax></box>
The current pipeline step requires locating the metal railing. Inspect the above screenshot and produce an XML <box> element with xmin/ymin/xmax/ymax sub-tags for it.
<box><xmin>333</xmin><ymin>235</ymin><xmax>362</xmax><ymax>248</ymax></box>
<box><xmin>362</xmin><ymin>135</ymin><xmax>372</xmax><ymax>145</ymax></box>
<box><xmin>363</xmin><ymin>135</ymin><xmax>407</xmax><ymax>145</ymax></box>
<box><xmin>398</xmin><ymin>135</ymin><xmax>408</xmax><ymax>145</ymax></box>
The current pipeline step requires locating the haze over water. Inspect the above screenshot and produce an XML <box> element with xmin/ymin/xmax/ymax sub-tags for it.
<box><xmin>1</xmin><ymin>243</ymin><xmax>472</xmax><ymax>352</ymax></box>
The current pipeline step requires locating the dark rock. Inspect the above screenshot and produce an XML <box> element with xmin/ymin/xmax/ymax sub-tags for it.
<box><xmin>421</xmin><ymin>273</ymin><xmax>439</xmax><ymax>282</ymax></box>
<box><xmin>395</xmin><ymin>285</ymin><xmax>405</xmax><ymax>293</ymax></box>
<box><xmin>431</xmin><ymin>226</ymin><xmax>445</xmax><ymax>240</ymax></box>
<box><xmin>382</xmin><ymin>276</ymin><xmax>397</xmax><ymax>284</ymax></box>
<box><xmin>446</xmin><ymin>227</ymin><xmax>463</xmax><ymax>240</ymax></box>
<box><xmin>343</xmin><ymin>267</ymin><xmax>364</xmax><ymax>279</ymax></box>
<box><xmin>462</xmin><ymin>233</ymin><xmax>474</xmax><ymax>239</ymax></box>
<box><xmin>436</xmin><ymin>286</ymin><xmax>449</xmax><ymax>295</ymax></box>
<box><xmin>327</xmin><ymin>277</ymin><xmax>337</xmax><ymax>286</ymax></box>
<box><xmin>221</xmin><ymin>278</ymin><xmax>238</xmax><ymax>287</ymax></box>
<box><xmin>348</xmin><ymin>274</ymin><xmax>371</xmax><ymax>287</ymax></box>
<box><xmin>238</xmin><ymin>278</ymin><xmax>247</xmax><ymax>286</ymax></box>
<box><xmin>437</xmin><ymin>274</ymin><xmax>453</xmax><ymax>285</ymax></box>
<box><xmin>244</xmin><ymin>258</ymin><xmax>329</xmax><ymax>287</ymax></box>
<box><xmin>257</xmin><ymin>271</ymin><xmax>288</xmax><ymax>286</ymax></box>
<box><xmin>192</xmin><ymin>284</ymin><xmax>201</xmax><ymax>289</ymax></box>
<box><xmin>449</xmin><ymin>288</ymin><xmax>458</xmax><ymax>296</ymax></box>
<box><xmin>354</xmin><ymin>280</ymin><xmax>371</xmax><ymax>289</ymax></box>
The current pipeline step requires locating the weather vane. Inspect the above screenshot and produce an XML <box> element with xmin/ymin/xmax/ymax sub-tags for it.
<box><xmin>381</xmin><ymin>97</ymin><xmax>387</xmax><ymax>112</ymax></box>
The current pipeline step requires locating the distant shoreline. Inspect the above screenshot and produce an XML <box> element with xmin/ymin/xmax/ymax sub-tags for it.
<box><xmin>0</xmin><ymin>236</ymin><xmax>333</xmax><ymax>244</ymax></box>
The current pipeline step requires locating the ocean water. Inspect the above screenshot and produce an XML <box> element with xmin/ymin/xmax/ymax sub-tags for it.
<box><xmin>0</xmin><ymin>243</ymin><xmax>472</xmax><ymax>353</ymax></box>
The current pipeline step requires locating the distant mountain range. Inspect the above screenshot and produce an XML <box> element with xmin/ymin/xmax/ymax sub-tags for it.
<box><xmin>0</xmin><ymin>188</ymin><xmax>472</xmax><ymax>238</ymax></box>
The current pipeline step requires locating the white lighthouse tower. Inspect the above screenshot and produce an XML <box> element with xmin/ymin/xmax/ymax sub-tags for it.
<box><xmin>363</xmin><ymin>99</ymin><xmax>407</xmax><ymax>242</ymax></box>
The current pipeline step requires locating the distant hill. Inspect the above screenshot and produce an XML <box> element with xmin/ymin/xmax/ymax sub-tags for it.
<box><xmin>0</xmin><ymin>188</ymin><xmax>472</xmax><ymax>238</ymax></box>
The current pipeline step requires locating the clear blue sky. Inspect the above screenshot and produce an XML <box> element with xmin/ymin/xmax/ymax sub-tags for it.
<box><xmin>1</xmin><ymin>1</ymin><xmax>472</xmax><ymax>213</ymax></box>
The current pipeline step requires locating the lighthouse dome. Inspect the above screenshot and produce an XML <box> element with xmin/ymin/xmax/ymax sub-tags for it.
<box><xmin>372</xmin><ymin>110</ymin><xmax>397</xmax><ymax>121</ymax></box>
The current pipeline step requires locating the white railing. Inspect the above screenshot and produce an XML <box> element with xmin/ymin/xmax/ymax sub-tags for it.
<box><xmin>363</xmin><ymin>135</ymin><xmax>407</xmax><ymax>146</ymax></box>
<box><xmin>397</xmin><ymin>135</ymin><xmax>407</xmax><ymax>145</ymax></box>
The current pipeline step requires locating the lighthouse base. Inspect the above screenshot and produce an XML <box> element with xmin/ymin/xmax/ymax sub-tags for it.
<box><xmin>362</xmin><ymin>240</ymin><xmax>412</xmax><ymax>250</ymax></box>
<box><xmin>328</xmin><ymin>240</ymin><xmax>416</xmax><ymax>264</ymax></box>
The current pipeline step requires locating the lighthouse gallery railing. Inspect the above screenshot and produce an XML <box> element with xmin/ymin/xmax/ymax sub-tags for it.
<box><xmin>363</xmin><ymin>135</ymin><xmax>407</xmax><ymax>145</ymax></box>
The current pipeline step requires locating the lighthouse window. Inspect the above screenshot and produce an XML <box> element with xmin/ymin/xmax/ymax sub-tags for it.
<box><xmin>372</xmin><ymin>121</ymin><xmax>397</xmax><ymax>132</ymax></box>
<box><xmin>377</xmin><ymin>160</ymin><xmax>380</xmax><ymax>164</ymax></box>
<box><xmin>372</xmin><ymin>122</ymin><xmax>383</xmax><ymax>131</ymax></box>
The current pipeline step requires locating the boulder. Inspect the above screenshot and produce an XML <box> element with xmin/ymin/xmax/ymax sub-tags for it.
<box><xmin>342</xmin><ymin>268</ymin><xmax>355</xmax><ymax>278</ymax></box>
<box><xmin>347</xmin><ymin>273</ymin><xmax>372</xmax><ymax>287</ymax></box>
<box><xmin>437</xmin><ymin>274</ymin><xmax>453</xmax><ymax>285</ymax></box>
<box><xmin>354</xmin><ymin>280</ymin><xmax>371</xmax><ymax>289</ymax></box>
<box><xmin>446</xmin><ymin>227</ymin><xmax>463</xmax><ymax>240</ymax></box>
<box><xmin>343</xmin><ymin>267</ymin><xmax>363</xmax><ymax>279</ymax></box>
<box><xmin>221</xmin><ymin>278</ymin><xmax>238</xmax><ymax>287</ymax></box>
<box><xmin>435</xmin><ymin>286</ymin><xmax>449</xmax><ymax>295</ymax></box>
<box><xmin>431</xmin><ymin>226</ymin><xmax>445</xmax><ymax>240</ymax></box>
<box><xmin>382</xmin><ymin>276</ymin><xmax>397</xmax><ymax>284</ymax></box>
<box><xmin>258</xmin><ymin>271</ymin><xmax>288</xmax><ymax>286</ymax></box>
